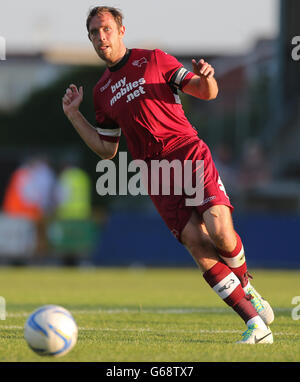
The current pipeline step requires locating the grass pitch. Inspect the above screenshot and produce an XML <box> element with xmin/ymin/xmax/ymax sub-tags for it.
<box><xmin>0</xmin><ymin>266</ymin><xmax>299</xmax><ymax>362</ymax></box>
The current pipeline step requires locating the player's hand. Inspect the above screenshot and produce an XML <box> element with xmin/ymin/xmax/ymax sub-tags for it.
<box><xmin>62</xmin><ymin>84</ymin><xmax>83</xmax><ymax>118</ymax></box>
<box><xmin>192</xmin><ymin>59</ymin><xmax>215</xmax><ymax>79</ymax></box>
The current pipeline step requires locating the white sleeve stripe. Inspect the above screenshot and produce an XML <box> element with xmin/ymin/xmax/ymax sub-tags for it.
<box><xmin>174</xmin><ymin>68</ymin><xmax>188</xmax><ymax>86</ymax></box>
<box><xmin>96</xmin><ymin>127</ymin><xmax>121</xmax><ymax>137</ymax></box>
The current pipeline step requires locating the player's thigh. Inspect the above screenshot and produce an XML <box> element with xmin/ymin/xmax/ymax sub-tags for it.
<box><xmin>181</xmin><ymin>211</ymin><xmax>220</xmax><ymax>271</ymax></box>
<box><xmin>181</xmin><ymin>210</ymin><xmax>215</xmax><ymax>254</ymax></box>
<box><xmin>202</xmin><ymin>204</ymin><xmax>236</xmax><ymax>248</ymax></box>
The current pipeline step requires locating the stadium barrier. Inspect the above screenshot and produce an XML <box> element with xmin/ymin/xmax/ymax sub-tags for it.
<box><xmin>0</xmin><ymin>213</ymin><xmax>36</xmax><ymax>259</ymax></box>
<box><xmin>47</xmin><ymin>219</ymin><xmax>99</xmax><ymax>262</ymax></box>
<box><xmin>0</xmin><ymin>214</ymin><xmax>98</xmax><ymax>264</ymax></box>
<box><xmin>91</xmin><ymin>211</ymin><xmax>300</xmax><ymax>268</ymax></box>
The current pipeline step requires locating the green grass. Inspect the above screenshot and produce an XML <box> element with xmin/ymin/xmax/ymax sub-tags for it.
<box><xmin>0</xmin><ymin>267</ymin><xmax>299</xmax><ymax>362</ymax></box>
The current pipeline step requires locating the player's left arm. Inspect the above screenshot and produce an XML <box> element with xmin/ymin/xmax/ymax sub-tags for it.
<box><xmin>182</xmin><ymin>59</ymin><xmax>218</xmax><ymax>100</ymax></box>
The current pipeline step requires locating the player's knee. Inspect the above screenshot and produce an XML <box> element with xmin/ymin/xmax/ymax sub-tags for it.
<box><xmin>183</xmin><ymin>237</ymin><xmax>219</xmax><ymax>272</ymax></box>
<box><xmin>182</xmin><ymin>236</ymin><xmax>212</xmax><ymax>259</ymax></box>
<box><xmin>204</xmin><ymin>206</ymin><xmax>236</xmax><ymax>251</ymax></box>
<box><xmin>210</xmin><ymin>228</ymin><xmax>235</xmax><ymax>252</ymax></box>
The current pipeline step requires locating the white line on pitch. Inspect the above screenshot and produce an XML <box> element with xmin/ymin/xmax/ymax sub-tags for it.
<box><xmin>5</xmin><ymin>307</ymin><xmax>292</xmax><ymax>317</ymax></box>
<box><xmin>0</xmin><ymin>325</ymin><xmax>296</xmax><ymax>337</ymax></box>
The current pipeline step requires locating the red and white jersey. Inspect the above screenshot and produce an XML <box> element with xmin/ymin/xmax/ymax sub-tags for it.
<box><xmin>93</xmin><ymin>48</ymin><xmax>199</xmax><ymax>160</ymax></box>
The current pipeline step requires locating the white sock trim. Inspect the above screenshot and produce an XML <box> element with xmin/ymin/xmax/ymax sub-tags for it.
<box><xmin>212</xmin><ymin>272</ymin><xmax>240</xmax><ymax>300</ymax></box>
<box><xmin>219</xmin><ymin>246</ymin><xmax>246</xmax><ymax>269</ymax></box>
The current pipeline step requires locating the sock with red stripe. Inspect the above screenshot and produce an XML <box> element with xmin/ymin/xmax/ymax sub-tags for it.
<box><xmin>217</xmin><ymin>232</ymin><xmax>249</xmax><ymax>288</ymax></box>
<box><xmin>203</xmin><ymin>261</ymin><xmax>261</xmax><ymax>325</ymax></box>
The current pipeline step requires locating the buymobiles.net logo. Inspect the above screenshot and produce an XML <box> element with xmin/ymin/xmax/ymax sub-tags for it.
<box><xmin>0</xmin><ymin>36</ymin><xmax>6</xmax><ymax>61</ymax></box>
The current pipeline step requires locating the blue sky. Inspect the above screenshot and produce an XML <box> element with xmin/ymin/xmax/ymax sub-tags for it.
<box><xmin>0</xmin><ymin>0</ymin><xmax>279</xmax><ymax>55</ymax></box>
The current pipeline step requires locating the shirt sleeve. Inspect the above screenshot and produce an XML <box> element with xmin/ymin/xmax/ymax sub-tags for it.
<box><xmin>93</xmin><ymin>89</ymin><xmax>121</xmax><ymax>143</ymax></box>
<box><xmin>154</xmin><ymin>49</ymin><xmax>195</xmax><ymax>90</ymax></box>
<box><xmin>94</xmin><ymin>113</ymin><xmax>121</xmax><ymax>143</ymax></box>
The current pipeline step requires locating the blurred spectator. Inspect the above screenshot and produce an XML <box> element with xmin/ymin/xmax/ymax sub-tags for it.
<box><xmin>238</xmin><ymin>139</ymin><xmax>272</xmax><ymax>191</ymax></box>
<box><xmin>2</xmin><ymin>157</ymin><xmax>57</xmax><ymax>254</ymax></box>
<box><xmin>213</xmin><ymin>143</ymin><xmax>238</xmax><ymax>198</ymax></box>
<box><xmin>49</xmin><ymin>164</ymin><xmax>94</xmax><ymax>265</ymax></box>
<box><xmin>55</xmin><ymin>165</ymin><xmax>92</xmax><ymax>220</ymax></box>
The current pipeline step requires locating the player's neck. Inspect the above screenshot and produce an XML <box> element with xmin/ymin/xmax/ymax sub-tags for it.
<box><xmin>107</xmin><ymin>45</ymin><xmax>128</xmax><ymax>68</ymax></box>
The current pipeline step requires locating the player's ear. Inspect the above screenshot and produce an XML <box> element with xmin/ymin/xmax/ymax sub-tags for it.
<box><xmin>119</xmin><ymin>25</ymin><xmax>125</xmax><ymax>37</ymax></box>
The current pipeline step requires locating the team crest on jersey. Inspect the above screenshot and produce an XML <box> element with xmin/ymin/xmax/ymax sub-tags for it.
<box><xmin>132</xmin><ymin>57</ymin><xmax>148</xmax><ymax>67</ymax></box>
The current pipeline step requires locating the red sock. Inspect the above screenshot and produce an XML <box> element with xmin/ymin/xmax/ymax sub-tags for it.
<box><xmin>203</xmin><ymin>262</ymin><xmax>257</xmax><ymax>323</ymax></box>
<box><xmin>217</xmin><ymin>232</ymin><xmax>248</xmax><ymax>287</ymax></box>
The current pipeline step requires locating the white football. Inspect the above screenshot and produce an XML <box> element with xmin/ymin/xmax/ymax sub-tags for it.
<box><xmin>24</xmin><ymin>305</ymin><xmax>78</xmax><ymax>357</ymax></box>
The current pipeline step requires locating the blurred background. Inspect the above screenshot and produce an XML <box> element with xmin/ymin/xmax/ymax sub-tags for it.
<box><xmin>0</xmin><ymin>0</ymin><xmax>299</xmax><ymax>268</ymax></box>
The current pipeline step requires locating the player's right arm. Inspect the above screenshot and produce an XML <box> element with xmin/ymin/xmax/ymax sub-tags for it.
<box><xmin>62</xmin><ymin>84</ymin><xmax>119</xmax><ymax>159</ymax></box>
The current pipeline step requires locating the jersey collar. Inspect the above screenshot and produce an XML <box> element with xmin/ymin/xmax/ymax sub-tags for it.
<box><xmin>108</xmin><ymin>49</ymin><xmax>131</xmax><ymax>72</ymax></box>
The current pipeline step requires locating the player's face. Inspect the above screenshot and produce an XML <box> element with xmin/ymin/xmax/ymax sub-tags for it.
<box><xmin>88</xmin><ymin>12</ymin><xmax>126</xmax><ymax>66</ymax></box>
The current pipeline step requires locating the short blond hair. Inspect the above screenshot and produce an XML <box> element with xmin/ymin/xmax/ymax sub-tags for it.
<box><xmin>86</xmin><ymin>6</ymin><xmax>124</xmax><ymax>32</ymax></box>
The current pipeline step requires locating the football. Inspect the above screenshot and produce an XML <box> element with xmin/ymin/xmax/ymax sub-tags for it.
<box><xmin>24</xmin><ymin>305</ymin><xmax>78</xmax><ymax>357</ymax></box>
